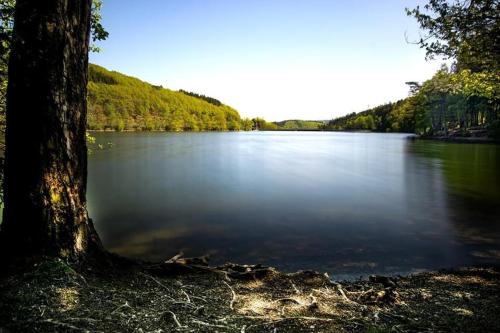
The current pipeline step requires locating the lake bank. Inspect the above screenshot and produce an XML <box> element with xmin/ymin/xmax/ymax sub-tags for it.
<box><xmin>1</xmin><ymin>256</ymin><xmax>499</xmax><ymax>332</ymax></box>
<box><xmin>410</xmin><ymin>135</ymin><xmax>499</xmax><ymax>144</ymax></box>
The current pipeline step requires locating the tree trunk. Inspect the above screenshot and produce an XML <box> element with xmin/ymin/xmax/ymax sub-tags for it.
<box><xmin>0</xmin><ymin>0</ymin><xmax>102</xmax><ymax>259</ymax></box>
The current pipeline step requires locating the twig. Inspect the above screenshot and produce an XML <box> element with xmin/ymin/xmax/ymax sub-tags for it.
<box><xmin>334</xmin><ymin>283</ymin><xmax>350</xmax><ymax>302</ymax></box>
<box><xmin>234</xmin><ymin>314</ymin><xmax>334</xmax><ymax>322</ymax></box>
<box><xmin>167</xmin><ymin>311</ymin><xmax>183</xmax><ymax>328</ymax></box>
<box><xmin>166</xmin><ymin>252</ymin><xmax>184</xmax><ymax>263</ymax></box>
<box><xmin>40</xmin><ymin>319</ymin><xmax>86</xmax><ymax>332</ymax></box>
<box><xmin>191</xmin><ymin>295</ymin><xmax>208</xmax><ymax>303</ymax></box>
<box><xmin>290</xmin><ymin>281</ymin><xmax>301</xmax><ymax>294</ymax></box>
<box><xmin>111</xmin><ymin>301</ymin><xmax>132</xmax><ymax>314</ymax></box>
<box><xmin>67</xmin><ymin>317</ymin><xmax>99</xmax><ymax>324</ymax></box>
<box><xmin>223</xmin><ymin>281</ymin><xmax>237</xmax><ymax>310</ymax></box>
<box><xmin>181</xmin><ymin>289</ymin><xmax>191</xmax><ymax>303</ymax></box>
<box><xmin>192</xmin><ymin>319</ymin><xmax>231</xmax><ymax>329</ymax></box>
<box><xmin>312</xmin><ymin>288</ymin><xmax>329</xmax><ymax>296</ymax></box>
<box><xmin>140</xmin><ymin>273</ymin><xmax>168</xmax><ymax>290</ymax></box>
<box><xmin>280</xmin><ymin>316</ymin><xmax>334</xmax><ymax>322</ymax></box>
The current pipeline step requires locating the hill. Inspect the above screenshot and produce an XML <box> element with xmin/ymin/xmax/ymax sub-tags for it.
<box><xmin>274</xmin><ymin>119</ymin><xmax>325</xmax><ymax>130</ymax></box>
<box><xmin>87</xmin><ymin>64</ymin><xmax>245</xmax><ymax>131</ymax></box>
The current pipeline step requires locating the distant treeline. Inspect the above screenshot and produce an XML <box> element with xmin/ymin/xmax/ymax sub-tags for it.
<box><xmin>274</xmin><ymin>120</ymin><xmax>325</xmax><ymax>130</ymax></box>
<box><xmin>88</xmin><ymin>64</ymin><xmax>247</xmax><ymax>131</ymax></box>
<box><xmin>322</xmin><ymin>67</ymin><xmax>498</xmax><ymax>139</ymax></box>
<box><xmin>179</xmin><ymin>90</ymin><xmax>222</xmax><ymax>107</ymax></box>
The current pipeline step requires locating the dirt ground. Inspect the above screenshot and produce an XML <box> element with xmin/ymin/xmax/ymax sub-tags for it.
<box><xmin>0</xmin><ymin>256</ymin><xmax>499</xmax><ymax>332</ymax></box>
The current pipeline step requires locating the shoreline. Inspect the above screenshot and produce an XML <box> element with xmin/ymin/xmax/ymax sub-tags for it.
<box><xmin>88</xmin><ymin>128</ymin><xmax>499</xmax><ymax>144</ymax></box>
<box><xmin>1</xmin><ymin>255</ymin><xmax>499</xmax><ymax>332</ymax></box>
<box><xmin>410</xmin><ymin>135</ymin><xmax>498</xmax><ymax>144</ymax></box>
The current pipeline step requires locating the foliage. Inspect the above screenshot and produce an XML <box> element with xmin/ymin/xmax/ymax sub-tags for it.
<box><xmin>250</xmin><ymin>117</ymin><xmax>277</xmax><ymax>130</ymax></box>
<box><xmin>323</xmin><ymin>65</ymin><xmax>499</xmax><ymax>137</ymax></box>
<box><xmin>324</xmin><ymin>1</ymin><xmax>499</xmax><ymax>139</ymax></box>
<box><xmin>322</xmin><ymin>101</ymin><xmax>404</xmax><ymax>132</ymax></box>
<box><xmin>274</xmin><ymin>120</ymin><xmax>324</xmax><ymax>130</ymax></box>
<box><xmin>406</xmin><ymin>0</ymin><xmax>499</xmax><ymax>72</ymax></box>
<box><xmin>0</xmin><ymin>0</ymin><xmax>15</xmax><ymax>134</ymax></box>
<box><xmin>87</xmin><ymin>64</ymin><xmax>245</xmax><ymax>131</ymax></box>
<box><xmin>179</xmin><ymin>90</ymin><xmax>222</xmax><ymax>106</ymax></box>
<box><xmin>90</xmin><ymin>0</ymin><xmax>109</xmax><ymax>52</ymax></box>
<box><xmin>0</xmin><ymin>0</ymin><xmax>108</xmax><ymax>133</ymax></box>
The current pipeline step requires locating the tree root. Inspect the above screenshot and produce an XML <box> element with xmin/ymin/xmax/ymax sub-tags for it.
<box><xmin>223</xmin><ymin>281</ymin><xmax>237</xmax><ymax>310</ymax></box>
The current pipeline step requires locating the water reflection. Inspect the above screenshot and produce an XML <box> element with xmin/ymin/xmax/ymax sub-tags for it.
<box><xmin>409</xmin><ymin>141</ymin><xmax>500</xmax><ymax>266</ymax></box>
<box><xmin>88</xmin><ymin>132</ymin><xmax>500</xmax><ymax>279</ymax></box>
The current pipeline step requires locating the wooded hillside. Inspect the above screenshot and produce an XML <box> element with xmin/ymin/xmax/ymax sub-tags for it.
<box><xmin>87</xmin><ymin>64</ymin><xmax>244</xmax><ymax>131</ymax></box>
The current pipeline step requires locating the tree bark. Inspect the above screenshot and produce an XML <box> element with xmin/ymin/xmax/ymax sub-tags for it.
<box><xmin>0</xmin><ymin>0</ymin><xmax>102</xmax><ymax>259</ymax></box>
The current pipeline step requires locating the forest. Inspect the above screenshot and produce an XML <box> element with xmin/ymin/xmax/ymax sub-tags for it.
<box><xmin>87</xmin><ymin>64</ymin><xmax>245</xmax><ymax>131</ymax></box>
<box><xmin>322</xmin><ymin>1</ymin><xmax>499</xmax><ymax>140</ymax></box>
<box><xmin>322</xmin><ymin>68</ymin><xmax>498</xmax><ymax>139</ymax></box>
<box><xmin>274</xmin><ymin>120</ymin><xmax>325</xmax><ymax>130</ymax></box>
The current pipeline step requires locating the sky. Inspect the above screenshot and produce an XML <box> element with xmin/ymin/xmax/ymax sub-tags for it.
<box><xmin>90</xmin><ymin>0</ymin><xmax>443</xmax><ymax>121</ymax></box>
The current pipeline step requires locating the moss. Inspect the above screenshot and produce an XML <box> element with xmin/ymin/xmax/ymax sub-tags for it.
<box><xmin>34</xmin><ymin>258</ymin><xmax>76</xmax><ymax>277</ymax></box>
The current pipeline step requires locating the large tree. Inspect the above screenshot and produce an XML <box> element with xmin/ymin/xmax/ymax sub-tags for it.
<box><xmin>0</xmin><ymin>0</ymin><xmax>102</xmax><ymax>259</ymax></box>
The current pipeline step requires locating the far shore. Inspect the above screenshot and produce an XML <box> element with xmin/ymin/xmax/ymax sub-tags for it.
<box><xmin>88</xmin><ymin>128</ymin><xmax>499</xmax><ymax>143</ymax></box>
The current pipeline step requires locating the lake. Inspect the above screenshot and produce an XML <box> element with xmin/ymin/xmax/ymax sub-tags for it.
<box><xmin>88</xmin><ymin>132</ymin><xmax>500</xmax><ymax>279</ymax></box>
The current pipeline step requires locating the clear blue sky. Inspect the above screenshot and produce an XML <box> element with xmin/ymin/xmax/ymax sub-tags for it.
<box><xmin>90</xmin><ymin>0</ymin><xmax>442</xmax><ymax>121</ymax></box>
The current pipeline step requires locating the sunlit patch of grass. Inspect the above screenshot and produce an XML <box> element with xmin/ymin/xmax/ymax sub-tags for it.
<box><xmin>242</xmin><ymin>280</ymin><xmax>265</xmax><ymax>290</ymax></box>
<box><xmin>450</xmin><ymin>291</ymin><xmax>473</xmax><ymax>300</ymax></box>
<box><xmin>56</xmin><ymin>287</ymin><xmax>79</xmax><ymax>311</ymax></box>
<box><xmin>432</xmin><ymin>274</ymin><xmax>495</xmax><ymax>286</ymax></box>
<box><xmin>236</xmin><ymin>287</ymin><xmax>344</xmax><ymax>320</ymax></box>
<box><xmin>452</xmin><ymin>307</ymin><xmax>474</xmax><ymax>316</ymax></box>
<box><xmin>237</xmin><ymin>293</ymin><xmax>277</xmax><ymax>316</ymax></box>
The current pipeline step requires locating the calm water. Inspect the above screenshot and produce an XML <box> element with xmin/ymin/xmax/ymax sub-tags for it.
<box><xmin>88</xmin><ymin>132</ymin><xmax>500</xmax><ymax>279</ymax></box>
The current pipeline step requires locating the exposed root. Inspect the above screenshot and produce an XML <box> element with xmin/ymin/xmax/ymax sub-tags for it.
<box><xmin>223</xmin><ymin>280</ymin><xmax>237</xmax><ymax>310</ymax></box>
